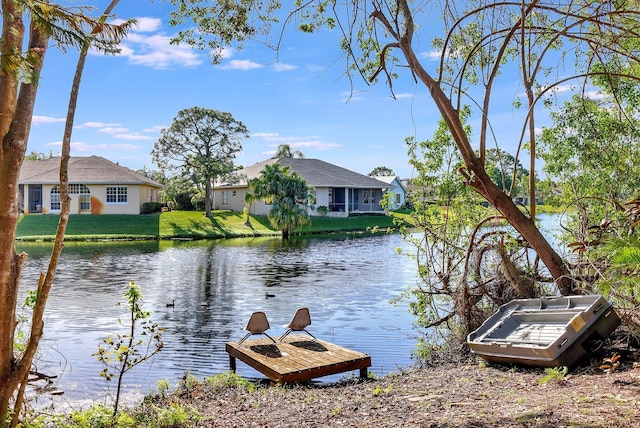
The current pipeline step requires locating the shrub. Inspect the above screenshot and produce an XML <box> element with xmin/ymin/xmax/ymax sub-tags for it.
<box><xmin>141</xmin><ymin>202</ymin><xmax>162</xmax><ymax>214</ymax></box>
<box><xmin>316</xmin><ymin>206</ymin><xmax>329</xmax><ymax>216</ymax></box>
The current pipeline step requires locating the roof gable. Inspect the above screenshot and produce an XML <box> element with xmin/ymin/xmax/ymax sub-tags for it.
<box><xmin>374</xmin><ymin>176</ymin><xmax>405</xmax><ymax>191</ymax></box>
<box><xmin>19</xmin><ymin>156</ymin><xmax>163</xmax><ymax>187</ymax></box>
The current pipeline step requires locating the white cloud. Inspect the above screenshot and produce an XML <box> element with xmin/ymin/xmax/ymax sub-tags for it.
<box><xmin>254</xmin><ymin>133</ymin><xmax>342</xmax><ymax>151</ymax></box>
<box><xmin>32</xmin><ymin>116</ymin><xmax>65</xmax><ymax>125</ymax></box>
<box><xmin>132</xmin><ymin>17</ymin><xmax>162</xmax><ymax>33</ymax></box>
<box><xmin>113</xmin><ymin>132</ymin><xmax>155</xmax><ymax>141</ymax></box>
<box><xmin>221</xmin><ymin>59</ymin><xmax>264</xmax><ymax>70</ymax></box>
<box><xmin>585</xmin><ymin>90</ymin><xmax>607</xmax><ymax>100</ymax></box>
<box><xmin>143</xmin><ymin>125</ymin><xmax>165</xmax><ymax>133</ymax></box>
<box><xmin>118</xmin><ymin>32</ymin><xmax>203</xmax><ymax>68</ymax></box>
<box><xmin>293</xmin><ymin>140</ymin><xmax>342</xmax><ymax>150</ymax></box>
<box><xmin>47</xmin><ymin>141</ymin><xmax>143</xmax><ymax>152</ymax></box>
<box><xmin>393</xmin><ymin>93</ymin><xmax>414</xmax><ymax>99</ymax></box>
<box><xmin>550</xmin><ymin>84</ymin><xmax>575</xmax><ymax>94</ymax></box>
<box><xmin>98</xmin><ymin>127</ymin><xmax>129</xmax><ymax>134</ymax></box>
<box><xmin>77</xmin><ymin>121</ymin><xmax>122</xmax><ymax>128</ymax></box>
<box><xmin>273</xmin><ymin>62</ymin><xmax>298</xmax><ymax>72</ymax></box>
<box><xmin>252</xmin><ymin>132</ymin><xmax>282</xmax><ymax>140</ymax></box>
<box><xmin>96</xmin><ymin>18</ymin><xmax>203</xmax><ymax>69</ymax></box>
<box><xmin>77</xmin><ymin>122</ymin><xmax>157</xmax><ymax>141</ymax></box>
<box><xmin>420</xmin><ymin>50</ymin><xmax>441</xmax><ymax>60</ymax></box>
<box><xmin>111</xmin><ymin>17</ymin><xmax>162</xmax><ymax>33</ymax></box>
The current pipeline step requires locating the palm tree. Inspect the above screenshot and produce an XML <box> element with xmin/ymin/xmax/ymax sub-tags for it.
<box><xmin>243</xmin><ymin>178</ymin><xmax>261</xmax><ymax>227</ymax></box>
<box><xmin>252</xmin><ymin>164</ymin><xmax>312</xmax><ymax>239</ymax></box>
<box><xmin>273</xmin><ymin>144</ymin><xmax>305</xmax><ymax>158</ymax></box>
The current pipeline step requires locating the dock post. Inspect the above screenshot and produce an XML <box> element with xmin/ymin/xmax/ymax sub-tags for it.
<box><xmin>359</xmin><ymin>367</ymin><xmax>368</xmax><ymax>379</ymax></box>
<box><xmin>229</xmin><ymin>354</ymin><xmax>236</xmax><ymax>373</ymax></box>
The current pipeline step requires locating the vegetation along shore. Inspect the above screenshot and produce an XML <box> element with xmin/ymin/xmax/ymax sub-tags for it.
<box><xmin>16</xmin><ymin>210</ymin><xmax>412</xmax><ymax>241</ymax></box>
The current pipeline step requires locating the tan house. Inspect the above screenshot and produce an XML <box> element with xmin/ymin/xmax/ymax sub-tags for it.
<box><xmin>214</xmin><ymin>158</ymin><xmax>394</xmax><ymax>217</ymax></box>
<box><xmin>19</xmin><ymin>156</ymin><xmax>163</xmax><ymax>215</ymax></box>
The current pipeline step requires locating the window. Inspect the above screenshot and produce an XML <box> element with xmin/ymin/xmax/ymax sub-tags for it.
<box><xmin>106</xmin><ymin>186</ymin><xmax>127</xmax><ymax>203</ymax></box>
<box><xmin>222</xmin><ymin>191</ymin><xmax>229</xmax><ymax>205</ymax></box>
<box><xmin>79</xmin><ymin>194</ymin><xmax>90</xmax><ymax>210</ymax></box>
<box><xmin>51</xmin><ymin>184</ymin><xmax>91</xmax><ymax>211</ymax></box>
<box><xmin>395</xmin><ymin>193</ymin><xmax>401</xmax><ymax>204</ymax></box>
<box><xmin>51</xmin><ymin>193</ymin><xmax>61</xmax><ymax>210</ymax></box>
<box><xmin>363</xmin><ymin>191</ymin><xmax>369</xmax><ymax>204</ymax></box>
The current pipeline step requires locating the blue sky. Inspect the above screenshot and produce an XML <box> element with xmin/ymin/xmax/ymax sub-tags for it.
<box><xmin>28</xmin><ymin>2</ymin><xmax>565</xmax><ymax>180</ymax></box>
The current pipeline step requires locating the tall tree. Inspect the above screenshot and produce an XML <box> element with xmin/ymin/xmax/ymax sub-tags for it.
<box><xmin>273</xmin><ymin>143</ymin><xmax>304</xmax><ymax>158</ymax></box>
<box><xmin>540</xmin><ymin>93</ymin><xmax>640</xmax><ymax>246</ymax></box>
<box><xmin>0</xmin><ymin>2</ymin><xmax>129</xmax><ymax>423</ymax></box>
<box><xmin>484</xmin><ymin>148</ymin><xmax>529</xmax><ymax>197</ymax></box>
<box><xmin>151</xmin><ymin>107</ymin><xmax>248</xmax><ymax>217</ymax></box>
<box><xmin>168</xmin><ymin>0</ymin><xmax>640</xmax><ymax>295</ymax></box>
<box><xmin>368</xmin><ymin>166</ymin><xmax>395</xmax><ymax>177</ymax></box>
<box><xmin>250</xmin><ymin>164</ymin><xmax>312</xmax><ymax>239</ymax></box>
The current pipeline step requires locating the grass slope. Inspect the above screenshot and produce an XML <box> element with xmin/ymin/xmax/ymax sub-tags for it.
<box><xmin>16</xmin><ymin>211</ymin><xmax>410</xmax><ymax>241</ymax></box>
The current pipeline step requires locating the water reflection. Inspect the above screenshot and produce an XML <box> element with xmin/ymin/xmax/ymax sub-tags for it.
<box><xmin>16</xmin><ymin>234</ymin><xmax>419</xmax><ymax>406</ymax></box>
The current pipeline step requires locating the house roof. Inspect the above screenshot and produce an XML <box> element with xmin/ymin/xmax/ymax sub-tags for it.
<box><xmin>19</xmin><ymin>156</ymin><xmax>163</xmax><ymax>188</ymax></box>
<box><xmin>374</xmin><ymin>175</ymin><xmax>405</xmax><ymax>191</ymax></box>
<box><xmin>224</xmin><ymin>158</ymin><xmax>392</xmax><ymax>189</ymax></box>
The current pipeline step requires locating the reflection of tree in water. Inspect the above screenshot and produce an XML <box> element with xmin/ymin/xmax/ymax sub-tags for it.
<box><xmin>262</xmin><ymin>262</ymin><xmax>310</xmax><ymax>288</ymax></box>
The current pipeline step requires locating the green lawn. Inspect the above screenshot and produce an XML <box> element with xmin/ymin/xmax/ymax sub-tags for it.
<box><xmin>16</xmin><ymin>210</ymin><xmax>411</xmax><ymax>241</ymax></box>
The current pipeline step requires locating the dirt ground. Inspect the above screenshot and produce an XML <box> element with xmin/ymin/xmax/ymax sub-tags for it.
<box><xmin>159</xmin><ymin>354</ymin><xmax>640</xmax><ymax>428</ymax></box>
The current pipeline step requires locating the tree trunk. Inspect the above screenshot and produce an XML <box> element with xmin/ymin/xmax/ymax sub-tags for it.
<box><xmin>0</xmin><ymin>16</ymin><xmax>49</xmax><ymax>419</ymax></box>
<box><xmin>205</xmin><ymin>178</ymin><xmax>212</xmax><ymax>217</ymax></box>
<box><xmin>468</xmin><ymin>164</ymin><xmax>572</xmax><ymax>294</ymax></box>
<box><xmin>391</xmin><ymin>13</ymin><xmax>575</xmax><ymax>295</ymax></box>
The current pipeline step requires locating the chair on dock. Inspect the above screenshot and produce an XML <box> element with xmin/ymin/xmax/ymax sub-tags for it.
<box><xmin>279</xmin><ymin>307</ymin><xmax>317</xmax><ymax>342</ymax></box>
<box><xmin>238</xmin><ymin>311</ymin><xmax>277</xmax><ymax>345</ymax></box>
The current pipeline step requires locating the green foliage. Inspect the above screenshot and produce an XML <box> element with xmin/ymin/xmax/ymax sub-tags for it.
<box><xmin>147</xmin><ymin>402</ymin><xmax>200</xmax><ymax>427</ymax></box>
<box><xmin>316</xmin><ymin>205</ymin><xmax>329</xmax><ymax>216</ymax></box>
<box><xmin>539</xmin><ymin>94</ymin><xmax>640</xmax><ymax>230</ymax></box>
<box><xmin>539</xmin><ymin>366</ymin><xmax>568</xmax><ymax>386</ymax></box>
<box><xmin>162</xmin><ymin>175</ymin><xmax>198</xmax><ymax>211</ymax></box>
<box><xmin>205</xmin><ymin>371</ymin><xmax>256</xmax><ymax>392</ymax></box>
<box><xmin>177</xmin><ymin>372</ymin><xmax>201</xmax><ymax>394</ymax></box>
<box><xmin>156</xmin><ymin>379</ymin><xmax>171</xmax><ymax>399</ymax></box>
<box><xmin>483</xmin><ymin>148</ymin><xmax>529</xmax><ymax>197</ymax></box>
<box><xmin>48</xmin><ymin>401</ymin><xmax>201</xmax><ymax>428</ymax></box>
<box><xmin>190</xmin><ymin>190</ymin><xmax>206</xmax><ymax>211</ymax></box>
<box><xmin>379</xmin><ymin>191</ymin><xmax>395</xmax><ymax>214</ymax></box>
<box><xmin>249</xmin><ymin>164</ymin><xmax>313</xmax><ymax>239</ymax></box>
<box><xmin>371</xmin><ymin>385</ymin><xmax>393</xmax><ymax>396</ymax></box>
<box><xmin>94</xmin><ymin>281</ymin><xmax>164</xmax><ymax>414</ymax></box>
<box><xmin>590</xmin><ymin>234</ymin><xmax>640</xmax><ymax>328</ymax></box>
<box><xmin>368</xmin><ymin>166</ymin><xmax>395</xmax><ymax>177</ymax></box>
<box><xmin>401</xmin><ymin>110</ymin><xmax>547</xmax><ymax>351</ymax></box>
<box><xmin>273</xmin><ymin>143</ymin><xmax>305</xmax><ymax>158</ymax></box>
<box><xmin>141</xmin><ymin>202</ymin><xmax>163</xmax><ymax>214</ymax></box>
<box><xmin>24</xmin><ymin>151</ymin><xmax>47</xmax><ymax>161</ymax></box>
<box><xmin>63</xmin><ymin>405</ymin><xmax>137</xmax><ymax>428</ymax></box>
<box><xmin>151</xmin><ymin>107</ymin><xmax>249</xmax><ymax>216</ymax></box>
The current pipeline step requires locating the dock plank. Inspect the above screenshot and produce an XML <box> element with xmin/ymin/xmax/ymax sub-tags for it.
<box><xmin>226</xmin><ymin>335</ymin><xmax>371</xmax><ymax>383</ymax></box>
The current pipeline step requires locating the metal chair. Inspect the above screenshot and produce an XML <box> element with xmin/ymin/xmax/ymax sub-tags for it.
<box><xmin>238</xmin><ymin>311</ymin><xmax>276</xmax><ymax>345</ymax></box>
<box><xmin>279</xmin><ymin>307</ymin><xmax>317</xmax><ymax>342</ymax></box>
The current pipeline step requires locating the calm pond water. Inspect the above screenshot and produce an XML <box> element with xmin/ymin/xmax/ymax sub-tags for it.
<box><xmin>16</xmin><ymin>233</ymin><xmax>420</xmax><ymax>408</ymax></box>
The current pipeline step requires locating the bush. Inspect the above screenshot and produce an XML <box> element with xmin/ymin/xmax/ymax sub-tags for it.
<box><xmin>142</xmin><ymin>202</ymin><xmax>163</xmax><ymax>214</ymax></box>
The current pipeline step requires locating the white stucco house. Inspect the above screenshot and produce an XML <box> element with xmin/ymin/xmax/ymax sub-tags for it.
<box><xmin>18</xmin><ymin>156</ymin><xmax>163</xmax><ymax>215</ymax></box>
<box><xmin>214</xmin><ymin>158</ymin><xmax>394</xmax><ymax>217</ymax></box>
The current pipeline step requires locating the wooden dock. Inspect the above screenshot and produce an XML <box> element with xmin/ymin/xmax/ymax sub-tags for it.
<box><xmin>226</xmin><ymin>335</ymin><xmax>371</xmax><ymax>383</ymax></box>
